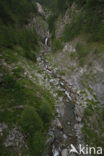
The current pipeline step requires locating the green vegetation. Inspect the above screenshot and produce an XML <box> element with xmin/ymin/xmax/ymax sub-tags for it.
<box><xmin>0</xmin><ymin>0</ymin><xmax>55</xmax><ymax>155</ymax></box>
<box><xmin>0</xmin><ymin>0</ymin><xmax>39</xmax><ymax>62</ymax></box>
<box><xmin>47</xmin><ymin>14</ymin><xmax>58</xmax><ymax>39</ymax></box>
<box><xmin>61</xmin><ymin>0</ymin><xmax>104</xmax><ymax>42</ymax></box>
<box><xmin>82</xmin><ymin>99</ymin><xmax>104</xmax><ymax>150</ymax></box>
<box><xmin>52</xmin><ymin>38</ymin><xmax>64</xmax><ymax>52</ymax></box>
<box><xmin>0</xmin><ymin>57</ymin><xmax>55</xmax><ymax>155</ymax></box>
<box><xmin>76</xmin><ymin>42</ymin><xmax>90</xmax><ymax>66</ymax></box>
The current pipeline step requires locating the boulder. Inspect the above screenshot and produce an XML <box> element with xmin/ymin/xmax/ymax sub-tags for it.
<box><xmin>61</xmin><ymin>149</ymin><xmax>68</xmax><ymax>156</ymax></box>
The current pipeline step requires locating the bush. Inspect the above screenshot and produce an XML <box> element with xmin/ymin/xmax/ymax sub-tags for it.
<box><xmin>0</xmin><ymin>24</ymin><xmax>38</xmax><ymax>61</ymax></box>
<box><xmin>48</xmin><ymin>14</ymin><xmax>58</xmax><ymax>39</ymax></box>
<box><xmin>76</xmin><ymin>42</ymin><xmax>89</xmax><ymax>65</ymax></box>
<box><xmin>0</xmin><ymin>0</ymin><xmax>39</xmax><ymax>62</ymax></box>
<box><xmin>30</xmin><ymin>131</ymin><xmax>46</xmax><ymax>156</ymax></box>
<box><xmin>39</xmin><ymin>103</ymin><xmax>53</xmax><ymax>123</ymax></box>
<box><xmin>0</xmin><ymin>0</ymin><xmax>37</xmax><ymax>25</ymax></box>
<box><xmin>62</xmin><ymin>12</ymin><xmax>84</xmax><ymax>42</ymax></box>
<box><xmin>20</xmin><ymin>106</ymin><xmax>43</xmax><ymax>135</ymax></box>
<box><xmin>52</xmin><ymin>38</ymin><xmax>63</xmax><ymax>52</ymax></box>
<box><xmin>61</xmin><ymin>0</ymin><xmax>104</xmax><ymax>42</ymax></box>
<box><xmin>12</xmin><ymin>66</ymin><xmax>24</xmax><ymax>78</ymax></box>
<box><xmin>0</xmin><ymin>25</ymin><xmax>17</xmax><ymax>48</ymax></box>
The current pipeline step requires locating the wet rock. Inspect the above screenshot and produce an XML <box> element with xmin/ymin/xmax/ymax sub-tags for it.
<box><xmin>53</xmin><ymin>149</ymin><xmax>60</xmax><ymax>156</ymax></box>
<box><xmin>53</xmin><ymin>93</ymin><xmax>58</xmax><ymax>97</ymax></box>
<box><xmin>48</xmin><ymin>130</ymin><xmax>54</xmax><ymax>136</ymax></box>
<box><xmin>52</xmin><ymin>145</ymin><xmax>60</xmax><ymax>156</ymax></box>
<box><xmin>60</xmin><ymin>81</ymin><xmax>64</xmax><ymax>86</ymax></box>
<box><xmin>61</xmin><ymin>149</ymin><xmax>68</xmax><ymax>156</ymax></box>
<box><xmin>46</xmin><ymin>136</ymin><xmax>54</xmax><ymax>145</ymax></box>
<box><xmin>56</xmin><ymin>118</ymin><xmax>63</xmax><ymax>130</ymax></box>
<box><xmin>65</xmin><ymin>91</ymin><xmax>72</xmax><ymax>100</ymax></box>
<box><xmin>76</xmin><ymin>116</ymin><xmax>81</xmax><ymax>122</ymax></box>
<box><xmin>68</xmin><ymin>134</ymin><xmax>73</xmax><ymax>137</ymax></box>
<box><xmin>63</xmin><ymin>134</ymin><xmax>68</xmax><ymax>139</ymax></box>
<box><xmin>67</xmin><ymin>122</ymin><xmax>70</xmax><ymax>126</ymax></box>
<box><xmin>58</xmin><ymin>97</ymin><xmax>63</xmax><ymax>102</ymax></box>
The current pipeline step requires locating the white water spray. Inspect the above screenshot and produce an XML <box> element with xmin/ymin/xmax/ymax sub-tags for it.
<box><xmin>45</xmin><ymin>37</ymin><xmax>48</xmax><ymax>46</ymax></box>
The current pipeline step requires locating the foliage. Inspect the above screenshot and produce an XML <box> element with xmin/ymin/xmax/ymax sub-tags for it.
<box><xmin>76</xmin><ymin>42</ymin><xmax>90</xmax><ymax>66</ymax></box>
<box><xmin>82</xmin><ymin>99</ymin><xmax>104</xmax><ymax>149</ymax></box>
<box><xmin>62</xmin><ymin>11</ymin><xmax>84</xmax><ymax>41</ymax></box>
<box><xmin>0</xmin><ymin>0</ymin><xmax>39</xmax><ymax>62</ymax></box>
<box><xmin>47</xmin><ymin>14</ymin><xmax>58</xmax><ymax>39</ymax></box>
<box><xmin>0</xmin><ymin>63</ymin><xmax>55</xmax><ymax>155</ymax></box>
<box><xmin>61</xmin><ymin>0</ymin><xmax>104</xmax><ymax>42</ymax></box>
<box><xmin>52</xmin><ymin>38</ymin><xmax>64</xmax><ymax>52</ymax></box>
<box><xmin>39</xmin><ymin>103</ymin><xmax>53</xmax><ymax>123</ymax></box>
<box><xmin>20</xmin><ymin>106</ymin><xmax>43</xmax><ymax>135</ymax></box>
<box><xmin>0</xmin><ymin>0</ymin><xmax>37</xmax><ymax>25</ymax></box>
<box><xmin>12</xmin><ymin>66</ymin><xmax>25</xmax><ymax>78</ymax></box>
<box><xmin>0</xmin><ymin>0</ymin><xmax>55</xmax><ymax>155</ymax></box>
<box><xmin>30</xmin><ymin>131</ymin><xmax>46</xmax><ymax>155</ymax></box>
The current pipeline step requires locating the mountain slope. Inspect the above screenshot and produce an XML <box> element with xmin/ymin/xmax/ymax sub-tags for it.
<box><xmin>0</xmin><ymin>1</ymin><xmax>55</xmax><ymax>155</ymax></box>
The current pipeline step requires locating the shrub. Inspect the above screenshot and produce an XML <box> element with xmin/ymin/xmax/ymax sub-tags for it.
<box><xmin>12</xmin><ymin>66</ymin><xmax>24</xmax><ymax>78</ymax></box>
<box><xmin>0</xmin><ymin>24</ymin><xmax>38</xmax><ymax>62</ymax></box>
<box><xmin>61</xmin><ymin>0</ymin><xmax>104</xmax><ymax>42</ymax></box>
<box><xmin>39</xmin><ymin>103</ymin><xmax>53</xmax><ymax>123</ymax></box>
<box><xmin>0</xmin><ymin>0</ymin><xmax>39</xmax><ymax>62</ymax></box>
<box><xmin>76</xmin><ymin>42</ymin><xmax>89</xmax><ymax>65</ymax></box>
<box><xmin>76</xmin><ymin>42</ymin><xmax>89</xmax><ymax>58</ymax></box>
<box><xmin>30</xmin><ymin>131</ymin><xmax>46</xmax><ymax>156</ymax></box>
<box><xmin>52</xmin><ymin>38</ymin><xmax>63</xmax><ymax>52</ymax></box>
<box><xmin>47</xmin><ymin>14</ymin><xmax>58</xmax><ymax>39</ymax></box>
<box><xmin>20</xmin><ymin>106</ymin><xmax>43</xmax><ymax>135</ymax></box>
<box><xmin>62</xmin><ymin>12</ymin><xmax>84</xmax><ymax>42</ymax></box>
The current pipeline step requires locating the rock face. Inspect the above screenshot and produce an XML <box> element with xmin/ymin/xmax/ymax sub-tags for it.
<box><xmin>27</xmin><ymin>16</ymin><xmax>49</xmax><ymax>41</ymax></box>
<box><xmin>0</xmin><ymin>123</ymin><xmax>27</xmax><ymax>154</ymax></box>
<box><xmin>26</xmin><ymin>2</ymin><xmax>50</xmax><ymax>42</ymax></box>
<box><xmin>61</xmin><ymin>149</ymin><xmax>68</xmax><ymax>156</ymax></box>
<box><xmin>55</xmin><ymin>4</ymin><xmax>77</xmax><ymax>39</ymax></box>
<box><xmin>36</xmin><ymin>2</ymin><xmax>45</xmax><ymax>16</ymax></box>
<box><xmin>4</xmin><ymin>127</ymin><xmax>26</xmax><ymax>149</ymax></box>
<box><xmin>56</xmin><ymin>118</ymin><xmax>63</xmax><ymax>130</ymax></box>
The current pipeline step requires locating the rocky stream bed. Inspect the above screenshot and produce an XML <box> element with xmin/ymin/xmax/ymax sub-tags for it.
<box><xmin>37</xmin><ymin>46</ymin><xmax>83</xmax><ymax>156</ymax></box>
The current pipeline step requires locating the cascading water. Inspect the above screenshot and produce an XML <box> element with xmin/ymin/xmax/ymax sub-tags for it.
<box><xmin>45</xmin><ymin>37</ymin><xmax>48</xmax><ymax>46</ymax></box>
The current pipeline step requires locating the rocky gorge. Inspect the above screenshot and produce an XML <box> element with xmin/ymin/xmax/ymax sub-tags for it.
<box><xmin>0</xmin><ymin>0</ymin><xmax>104</xmax><ymax>155</ymax></box>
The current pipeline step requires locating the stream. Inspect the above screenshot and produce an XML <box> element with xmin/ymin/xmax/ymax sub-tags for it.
<box><xmin>37</xmin><ymin>45</ymin><xmax>79</xmax><ymax>156</ymax></box>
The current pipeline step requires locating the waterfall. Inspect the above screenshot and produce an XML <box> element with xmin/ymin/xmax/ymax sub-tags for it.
<box><xmin>45</xmin><ymin>37</ymin><xmax>48</xmax><ymax>46</ymax></box>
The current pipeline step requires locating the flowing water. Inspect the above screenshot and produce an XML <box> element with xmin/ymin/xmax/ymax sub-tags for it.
<box><xmin>45</xmin><ymin>38</ymin><xmax>48</xmax><ymax>46</ymax></box>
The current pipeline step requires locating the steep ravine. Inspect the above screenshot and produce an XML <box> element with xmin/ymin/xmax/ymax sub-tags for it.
<box><xmin>36</xmin><ymin>45</ymin><xmax>81</xmax><ymax>156</ymax></box>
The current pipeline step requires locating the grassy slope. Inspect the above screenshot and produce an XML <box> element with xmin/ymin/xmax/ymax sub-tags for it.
<box><xmin>0</xmin><ymin>46</ymin><xmax>55</xmax><ymax>156</ymax></box>
<box><xmin>0</xmin><ymin>0</ymin><xmax>55</xmax><ymax>155</ymax></box>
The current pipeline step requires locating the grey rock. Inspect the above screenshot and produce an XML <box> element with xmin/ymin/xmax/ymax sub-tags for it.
<box><xmin>61</xmin><ymin>149</ymin><xmax>68</xmax><ymax>156</ymax></box>
<box><xmin>4</xmin><ymin>127</ymin><xmax>26</xmax><ymax>149</ymax></box>
<box><xmin>56</xmin><ymin>118</ymin><xmax>63</xmax><ymax>130</ymax></box>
